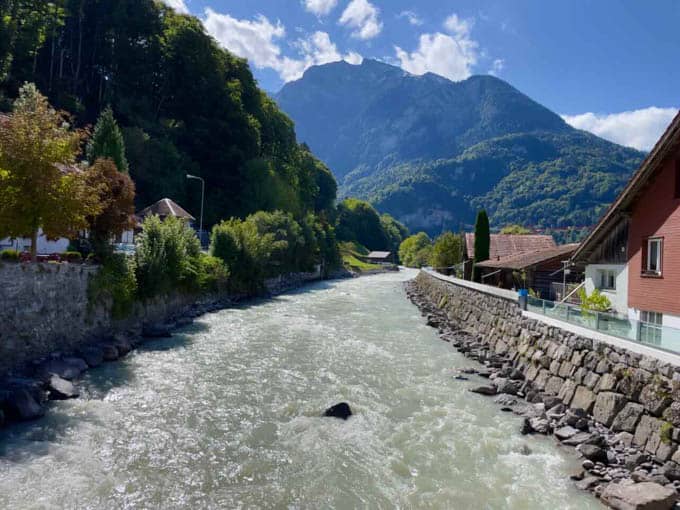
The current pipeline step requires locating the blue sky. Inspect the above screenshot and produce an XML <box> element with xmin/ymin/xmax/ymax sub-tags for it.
<box><xmin>163</xmin><ymin>0</ymin><xmax>680</xmax><ymax>151</ymax></box>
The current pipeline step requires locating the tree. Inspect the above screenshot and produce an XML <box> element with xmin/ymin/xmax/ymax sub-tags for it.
<box><xmin>87</xmin><ymin>158</ymin><xmax>136</xmax><ymax>256</ymax></box>
<box><xmin>500</xmin><ymin>224</ymin><xmax>531</xmax><ymax>235</ymax></box>
<box><xmin>398</xmin><ymin>232</ymin><xmax>432</xmax><ymax>268</ymax></box>
<box><xmin>430</xmin><ymin>232</ymin><xmax>463</xmax><ymax>274</ymax></box>
<box><xmin>474</xmin><ymin>209</ymin><xmax>490</xmax><ymax>263</ymax></box>
<box><xmin>86</xmin><ymin>106</ymin><xmax>129</xmax><ymax>173</ymax></box>
<box><xmin>0</xmin><ymin>83</ymin><xmax>101</xmax><ymax>260</ymax></box>
<box><xmin>335</xmin><ymin>198</ymin><xmax>388</xmax><ymax>251</ymax></box>
<box><xmin>381</xmin><ymin>213</ymin><xmax>409</xmax><ymax>258</ymax></box>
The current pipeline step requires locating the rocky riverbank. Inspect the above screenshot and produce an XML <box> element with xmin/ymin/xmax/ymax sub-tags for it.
<box><xmin>406</xmin><ymin>278</ymin><xmax>680</xmax><ymax>510</ymax></box>
<box><xmin>0</xmin><ymin>271</ymin><xmax>328</xmax><ymax>431</ymax></box>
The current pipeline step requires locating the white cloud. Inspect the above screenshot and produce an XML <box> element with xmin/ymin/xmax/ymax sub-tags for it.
<box><xmin>398</xmin><ymin>10</ymin><xmax>424</xmax><ymax>26</ymax></box>
<box><xmin>562</xmin><ymin>107</ymin><xmax>678</xmax><ymax>151</ymax></box>
<box><xmin>203</xmin><ymin>9</ymin><xmax>361</xmax><ymax>83</ymax></box>
<box><xmin>160</xmin><ymin>0</ymin><xmax>189</xmax><ymax>14</ymax></box>
<box><xmin>302</xmin><ymin>0</ymin><xmax>337</xmax><ymax>16</ymax></box>
<box><xmin>489</xmin><ymin>58</ymin><xmax>504</xmax><ymax>76</ymax></box>
<box><xmin>443</xmin><ymin>13</ymin><xmax>472</xmax><ymax>37</ymax></box>
<box><xmin>339</xmin><ymin>0</ymin><xmax>383</xmax><ymax>40</ymax></box>
<box><xmin>395</xmin><ymin>13</ymin><xmax>479</xmax><ymax>82</ymax></box>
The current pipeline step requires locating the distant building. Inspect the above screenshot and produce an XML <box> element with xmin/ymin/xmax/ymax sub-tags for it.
<box><xmin>0</xmin><ymin>229</ymin><xmax>70</xmax><ymax>255</ymax></box>
<box><xmin>475</xmin><ymin>243</ymin><xmax>581</xmax><ymax>299</ymax></box>
<box><xmin>364</xmin><ymin>251</ymin><xmax>392</xmax><ymax>264</ymax></box>
<box><xmin>573</xmin><ymin>110</ymin><xmax>680</xmax><ymax>343</ymax></box>
<box><xmin>136</xmin><ymin>198</ymin><xmax>195</xmax><ymax>224</ymax></box>
<box><xmin>463</xmin><ymin>233</ymin><xmax>557</xmax><ymax>279</ymax></box>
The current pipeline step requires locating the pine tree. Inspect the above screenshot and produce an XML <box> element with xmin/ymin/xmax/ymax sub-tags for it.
<box><xmin>86</xmin><ymin>106</ymin><xmax>129</xmax><ymax>173</ymax></box>
<box><xmin>473</xmin><ymin>209</ymin><xmax>490</xmax><ymax>263</ymax></box>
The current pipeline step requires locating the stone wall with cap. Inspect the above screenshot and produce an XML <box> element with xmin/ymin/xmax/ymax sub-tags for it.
<box><xmin>413</xmin><ymin>270</ymin><xmax>680</xmax><ymax>466</ymax></box>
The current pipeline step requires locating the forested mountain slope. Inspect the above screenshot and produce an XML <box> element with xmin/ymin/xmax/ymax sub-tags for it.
<box><xmin>276</xmin><ymin>59</ymin><xmax>644</xmax><ymax>235</ymax></box>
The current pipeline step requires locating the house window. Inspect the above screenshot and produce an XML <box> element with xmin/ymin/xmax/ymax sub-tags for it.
<box><xmin>640</xmin><ymin>310</ymin><xmax>663</xmax><ymax>345</ymax></box>
<box><xmin>643</xmin><ymin>238</ymin><xmax>663</xmax><ymax>275</ymax></box>
<box><xmin>597</xmin><ymin>269</ymin><xmax>616</xmax><ymax>290</ymax></box>
<box><xmin>675</xmin><ymin>160</ymin><xmax>680</xmax><ymax>199</ymax></box>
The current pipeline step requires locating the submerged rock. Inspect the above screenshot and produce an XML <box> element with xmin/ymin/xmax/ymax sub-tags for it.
<box><xmin>324</xmin><ymin>402</ymin><xmax>352</xmax><ymax>420</ymax></box>
<box><xmin>469</xmin><ymin>385</ymin><xmax>497</xmax><ymax>396</ymax></box>
<box><xmin>78</xmin><ymin>346</ymin><xmax>104</xmax><ymax>368</ymax></box>
<box><xmin>34</xmin><ymin>357</ymin><xmax>88</xmax><ymax>381</ymax></box>
<box><xmin>142</xmin><ymin>323</ymin><xmax>172</xmax><ymax>339</ymax></box>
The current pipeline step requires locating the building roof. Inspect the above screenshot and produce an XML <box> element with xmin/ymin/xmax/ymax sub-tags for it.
<box><xmin>465</xmin><ymin>233</ymin><xmax>556</xmax><ymax>261</ymax></box>
<box><xmin>366</xmin><ymin>251</ymin><xmax>391</xmax><ymax>259</ymax></box>
<box><xmin>136</xmin><ymin>198</ymin><xmax>195</xmax><ymax>221</ymax></box>
<box><xmin>573</xmin><ymin>110</ymin><xmax>680</xmax><ymax>262</ymax></box>
<box><xmin>476</xmin><ymin>243</ymin><xmax>580</xmax><ymax>270</ymax></box>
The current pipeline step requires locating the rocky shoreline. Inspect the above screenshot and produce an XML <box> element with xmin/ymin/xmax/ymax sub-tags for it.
<box><xmin>0</xmin><ymin>270</ymin><xmax>346</xmax><ymax>432</ymax></box>
<box><xmin>406</xmin><ymin>278</ymin><xmax>680</xmax><ymax>510</ymax></box>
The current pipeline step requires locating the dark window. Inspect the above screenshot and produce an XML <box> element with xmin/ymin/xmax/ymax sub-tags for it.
<box><xmin>676</xmin><ymin>160</ymin><xmax>680</xmax><ymax>198</ymax></box>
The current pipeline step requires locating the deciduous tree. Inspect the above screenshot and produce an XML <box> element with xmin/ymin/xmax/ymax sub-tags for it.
<box><xmin>0</xmin><ymin>83</ymin><xmax>101</xmax><ymax>260</ymax></box>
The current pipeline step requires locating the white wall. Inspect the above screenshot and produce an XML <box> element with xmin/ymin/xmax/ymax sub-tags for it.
<box><xmin>584</xmin><ymin>263</ymin><xmax>628</xmax><ymax>315</ymax></box>
<box><xmin>0</xmin><ymin>229</ymin><xmax>70</xmax><ymax>254</ymax></box>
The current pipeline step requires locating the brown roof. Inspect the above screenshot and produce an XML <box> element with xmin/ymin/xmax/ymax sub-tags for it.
<box><xmin>476</xmin><ymin>243</ymin><xmax>579</xmax><ymax>270</ymax></box>
<box><xmin>465</xmin><ymin>233</ymin><xmax>556</xmax><ymax>261</ymax></box>
<box><xmin>573</xmin><ymin>110</ymin><xmax>680</xmax><ymax>262</ymax></box>
<box><xmin>137</xmin><ymin>198</ymin><xmax>195</xmax><ymax>221</ymax></box>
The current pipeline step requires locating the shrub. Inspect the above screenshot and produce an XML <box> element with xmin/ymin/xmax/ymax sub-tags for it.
<box><xmin>135</xmin><ymin>215</ymin><xmax>202</xmax><ymax>298</ymax></box>
<box><xmin>88</xmin><ymin>253</ymin><xmax>137</xmax><ymax>319</ymax></box>
<box><xmin>429</xmin><ymin>232</ymin><xmax>463</xmax><ymax>273</ymax></box>
<box><xmin>64</xmin><ymin>251</ymin><xmax>83</xmax><ymax>263</ymax></box>
<box><xmin>197</xmin><ymin>254</ymin><xmax>229</xmax><ymax>293</ymax></box>
<box><xmin>579</xmin><ymin>288</ymin><xmax>612</xmax><ymax>313</ymax></box>
<box><xmin>0</xmin><ymin>249</ymin><xmax>20</xmax><ymax>262</ymax></box>
<box><xmin>399</xmin><ymin>232</ymin><xmax>432</xmax><ymax>268</ymax></box>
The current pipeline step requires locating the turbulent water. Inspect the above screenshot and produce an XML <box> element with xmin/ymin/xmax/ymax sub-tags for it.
<box><xmin>0</xmin><ymin>270</ymin><xmax>602</xmax><ymax>509</ymax></box>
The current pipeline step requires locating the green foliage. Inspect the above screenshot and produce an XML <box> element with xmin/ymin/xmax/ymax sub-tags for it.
<box><xmin>578</xmin><ymin>288</ymin><xmax>612</xmax><ymax>313</ymax></box>
<box><xmin>0</xmin><ymin>1</ymin><xmax>338</xmax><ymax>227</ymax></box>
<box><xmin>429</xmin><ymin>232</ymin><xmax>463</xmax><ymax>272</ymax></box>
<box><xmin>336</xmin><ymin>198</ymin><xmax>389</xmax><ymax>251</ymax></box>
<box><xmin>211</xmin><ymin>210</ymin><xmax>338</xmax><ymax>292</ymax></box>
<box><xmin>86</xmin><ymin>107</ymin><xmax>129</xmax><ymax>173</ymax></box>
<box><xmin>474</xmin><ymin>209</ymin><xmax>490</xmax><ymax>263</ymax></box>
<box><xmin>398</xmin><ymin>232</ymin><xmax>432</xmax><ymax>268</ymax></box>
<box><xmin>661</xmin><ymin>421</ymin><xmax>673</xmax><ymax>445</ymax></box>
<box><xmin>196</xmin><ymin>254</ymin><xmax>229</xmax><ymax>294</ymax></box>
<box><xmin>64</xmin><ymin>251</ymin><xmax>83</xmax><ymax>263</ymax></box>
<box><xmin>380</xmin><ymin>213</ymin><xmax>409</xmax><ymax>256</ymax></box>
<box><xmin>500</xmin><ymin>224</ymin><xmax>531</xmax><ymax>235</ymax></box>
<box><xmin>0</xmin><ymin>249</ymin><xmax>19</xmax><ymax>261</ymax></box>
<box><xmin>135</xmin><ymin>215</ymin><xmax>202</xmax><ymax>298</ymax></box>
<box><xmin>88</xmin><ymin>253</ymin><xmax>137</xmax><ymax>320</ymax></box>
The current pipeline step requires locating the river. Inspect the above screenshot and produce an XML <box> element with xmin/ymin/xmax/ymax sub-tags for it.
<box><xmin>0</xmin><ymin>270</ymin><xmax>601</xmax><ymax>509</ymax></box>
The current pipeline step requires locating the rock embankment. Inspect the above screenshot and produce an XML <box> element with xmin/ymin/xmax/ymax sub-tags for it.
<box><xmin>407</xmin><ymin>273</ymin><xmax>680</xmax><ymax>510</ymax></box>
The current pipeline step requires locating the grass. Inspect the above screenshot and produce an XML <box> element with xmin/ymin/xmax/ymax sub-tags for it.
<box><xmin>339</xmin><ymin>241</ymin><xmax>382</xmax><ymax>272</ymax></box>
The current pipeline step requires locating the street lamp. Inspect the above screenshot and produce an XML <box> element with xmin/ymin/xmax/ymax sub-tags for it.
<box><xmin>186</xmin><ymin>174</ymin><xmax>205</xmax><ymax>244</ymax></box>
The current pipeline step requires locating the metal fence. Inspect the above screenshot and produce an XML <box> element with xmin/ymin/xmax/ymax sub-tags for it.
<box><xmin>526</xmin><ymin>296</ymin><xmax>680</xmax><ymax>355</ymax></box>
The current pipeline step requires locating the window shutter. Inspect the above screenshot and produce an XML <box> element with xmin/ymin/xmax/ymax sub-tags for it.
<box><xmin>641</xmin><ymin>239</ymin><xmax>648</xmax><ymax>273</ymax></box>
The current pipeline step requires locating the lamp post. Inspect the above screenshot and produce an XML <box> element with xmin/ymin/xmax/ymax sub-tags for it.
<box><xmin>186</xmin><ymin>174</ymin><xmax>205</xmax><ymax>244</ymax></box>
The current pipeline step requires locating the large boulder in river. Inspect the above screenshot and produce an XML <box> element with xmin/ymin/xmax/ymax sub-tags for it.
<box><xmin>78</xmin><ymin>346</ymin><xmax>104</xmax><ymax>368</ymax></box>
<box><xmin>47</xmin><ymin>375</ymin><xmax>79</xmax><ymax>400</ymax></box>
<box><xmin>600</xmin><ymin>481</ymin><xmax>677</xmax><ymax>510</ymax></box>
<box><xmin>470</xmin><ymin>385</ymin><xmax>497</xmax><ymax>396</ymax></box>
<box><xmin>324</xmin><ymin>403</ymin><xmax>352</xmax><ymax>420</ymax></box>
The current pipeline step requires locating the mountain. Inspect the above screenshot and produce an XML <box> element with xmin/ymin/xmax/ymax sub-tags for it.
<box><xmin>276</xmin><ymin>59</ymin><xmax>644</xmax><ymax>236</ymax></box>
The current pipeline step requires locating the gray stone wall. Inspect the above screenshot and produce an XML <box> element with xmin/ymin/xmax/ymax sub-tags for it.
<box><xmin>0</xmin><ymin>262</ymin><xmax>197</xmax><ymax>377</ymax></box>
<box><xmin>414</xmin><ymin>270</ymin><xmax>680</xmax><ymax>465</ymax></box>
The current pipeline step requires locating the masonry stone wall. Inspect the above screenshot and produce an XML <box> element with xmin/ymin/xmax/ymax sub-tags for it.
<box><xmin>0</xmin><ymin>262</ymin><xmax>199</xmax><ymax>377</ymax></box>
<box><xmin>414</xmin><ymin>270</ymin><xmax>680</xmax><ymax>465</ymax></box>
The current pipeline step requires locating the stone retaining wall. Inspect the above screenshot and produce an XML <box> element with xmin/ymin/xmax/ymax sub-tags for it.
<box><xmin>0</xmin><ymin>262</ymin><xmax>206</xmax><ymax>377</ymax></box>
<box><xmin>413</xmin><ymin>270</ymin><xmax>680</xmax><ymax>466</ymax></box>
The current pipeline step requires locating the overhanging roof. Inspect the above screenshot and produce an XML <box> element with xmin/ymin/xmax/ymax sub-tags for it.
<box><xmin>573</xmin><ymin>110</ymin><xmax>680</xmax><ymax>262</ymax></box>
<box><xmin>465</xmin><ymin>233</ymin><xmax>556</xmax><ymax>260</ymax></box>
<box><xmin>476</xmin><ymin>243</ymin><xmax>579</xmax><ymax>270</ymax></box>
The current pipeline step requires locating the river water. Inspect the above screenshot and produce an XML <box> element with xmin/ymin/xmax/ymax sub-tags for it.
<box><xmin>0</xmin><ymin>270</ymin><xmax>601</xmax><ymax>509</ymax></box>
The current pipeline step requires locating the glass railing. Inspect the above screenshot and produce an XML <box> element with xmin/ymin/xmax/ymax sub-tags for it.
<box><xmin>526</xmin><ymin>296</ymin><xmax>680</xmax><ymax>355</ymax></box>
